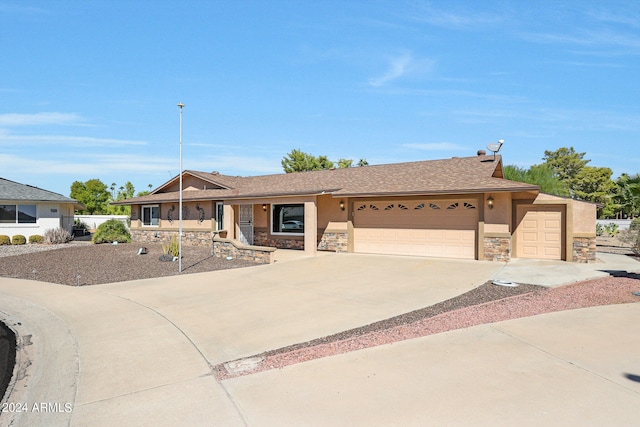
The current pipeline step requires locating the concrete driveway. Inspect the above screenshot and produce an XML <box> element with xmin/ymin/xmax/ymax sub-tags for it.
<box><xmin>0</xmin><ymin>252</ymin><xmax>638</xmax><ymax>426</ymax></box>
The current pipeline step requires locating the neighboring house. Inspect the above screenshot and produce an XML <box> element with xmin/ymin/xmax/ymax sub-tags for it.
<box><xmin>0</xmin><ymin>178</ymin><xmax>83</xmax><ymax>240</ymax></box>
<box><xmin>113</xmin><ymin>153</ymin><xmax>597</xmax><ymax>262</ymax></box>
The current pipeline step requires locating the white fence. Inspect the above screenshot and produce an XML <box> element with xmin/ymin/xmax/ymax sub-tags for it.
<box><xmin>74</xmin><ymin>215</ymin><xmax>129</xmax><ymax>231</ymax></box>
<box><xmin>596</xmin><ymin>219</ymin><xmax>632</xmax><ymax>231</ymax></box>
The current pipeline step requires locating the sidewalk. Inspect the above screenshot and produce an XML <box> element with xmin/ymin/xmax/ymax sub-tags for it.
<box><xmin>493</xmin><ymin>252</ymin><xmax>640</xmax><ymax>286</ymax></box>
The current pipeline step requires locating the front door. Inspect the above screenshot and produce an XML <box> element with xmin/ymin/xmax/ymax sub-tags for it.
<box><xmin>238</xmin><ymin>204</ymin><xmax>253</xmax><ymax>245</ymax></box>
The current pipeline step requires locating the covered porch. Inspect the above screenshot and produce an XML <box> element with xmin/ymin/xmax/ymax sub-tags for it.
<box><xmin>220</xmin><ymin>194</ymin><xmax>349</xmax><ymax>258</ymax></box>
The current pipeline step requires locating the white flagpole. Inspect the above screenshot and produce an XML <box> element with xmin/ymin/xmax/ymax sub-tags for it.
<box><xmin>177</xmin><ymin>102</ymin><xmax>184</xmax><ymax>273</ymax></box>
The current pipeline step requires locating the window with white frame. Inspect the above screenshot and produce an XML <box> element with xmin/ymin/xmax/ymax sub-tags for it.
<box><xmin>271</xmin><ymin>203</ymin><xmax>304</xmax><ymax>235</ymax></box>
<box><xmin>0</xmin><ymin>204</ymin><xmax>36</xmax><ymax>224</ymax></box>
<box><xmin>142</xmin><ymin>205</ymin><xmax>159</xmax><ymax>226</ymax></box>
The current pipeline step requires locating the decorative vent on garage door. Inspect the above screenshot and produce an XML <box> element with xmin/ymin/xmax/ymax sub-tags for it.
<box><xmin>447</xmin><ymin>202</ymin><xmax>459</xmax><ymax>210</ymax></box>
<box><xmin>463</xmin><ymin>202</ymin><xmax>476</xmax><ymax>209</ymax></box>
<box><xmin>429</xmin><ymin>203</ymin><xmax>441</xmax><ymax>209</ymax></box>
<box><xmin>414</xmin><ymin>203</ymin><xmax>425</xmax><ymax>210</ymax></box>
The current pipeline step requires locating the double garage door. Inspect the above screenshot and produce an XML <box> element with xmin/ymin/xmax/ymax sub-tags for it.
<box><xmin>354</xmin><ymin>199</ymin><xmax>478</xmax><ymax>259</ymax></box>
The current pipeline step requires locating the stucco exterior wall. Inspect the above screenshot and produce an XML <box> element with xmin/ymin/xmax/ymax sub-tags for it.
<box><xmin>130</xmin><ymin>201</ymin><xmax>214</xmax><ymax>230</ymax></box>
<box><xmin>163</xmin><ymin>175</ymin><xmax>223</xmax><ymax>192</ymax></box>
<box><xmin>483</xmin><ymin>192</ymin><xmax>511</xmax><ymax>233</ymax></box>
<box><xmin>572</xmin><ymin>200</ymin><xmax>597</xmax><ymax>235</ymax></box>
<box><xmin>0</xmin><ymin>202</ymin><xmax>75</xmax><ymax>240</ymax></box>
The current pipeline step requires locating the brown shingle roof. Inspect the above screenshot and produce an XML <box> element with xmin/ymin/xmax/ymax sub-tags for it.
<box><xmin>113</xmin><ymin>155</ymin><xmax>539</xmax><ymax>205</ymax></box>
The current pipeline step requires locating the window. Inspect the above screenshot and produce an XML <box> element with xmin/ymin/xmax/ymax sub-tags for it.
<box><xmin>215</xmin><ymin>202</ymin><xmax>224</xmax><ymax>231</ymax></box>
<box><xmin>142</xmin><ymin>205</ymin><xmax>159</xmax><ymax>226</ymax></box>
<box><xmin>271</xmin><ymin>204</ymin><xmax>304</xmax><ymax>235</ymax></box>
<box><xmin>0</xmin><ymin>204</ymin><xmax>36</xmax><ymax>224</ymax></box>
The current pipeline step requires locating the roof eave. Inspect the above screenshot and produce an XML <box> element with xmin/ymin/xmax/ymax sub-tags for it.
<box><xmin>334</xmin><ymin>186</ymin><xmax>540</xmax><ymax>198</ymax></box>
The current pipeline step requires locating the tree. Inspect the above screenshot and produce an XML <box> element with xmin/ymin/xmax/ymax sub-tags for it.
<box><xmin>106</xmin><ymin>181</ymin><xmax>137</xmax><ymax>215</ymax></box>
<box><xmin>503</xmin><ymin>164</ymin><xmax>569</xmax><ymax>196</ymax></box>
<box><xmin>572</xmin><ymin>166</ymin><xmax>617</xmax><ymax>217</ymax></box>
<box><xmin>282</xmin><ymin>149</ymin><xmax>327</xmax><ymax>173</ymax></box>
<box><xmin>542</xmin><ymin>147</ymin><xmax>589</xmax><ymax>183</ymax></box>
<box><xmin>70</xmin><ymin>179</ymin><xmax>110</xmax><ymax>214</ymax></box>
<box><xmin>356</xmin><ymin>158</ymin><xmax>369</xmax><ymax>167</ymax></box>
<box><xmin>614</xmin><ymin>174</ymin><xmax>640</xmax><ymax>219</ymax></box>
<box><xmin>336</xmin><ymin>158</ymin><xmax>353</xmax><ymax>168</ymax></box>
<box><xmin>281</xmin><ymin>149</ymin><xmax>368</xmax><ymax>173</ymax></box>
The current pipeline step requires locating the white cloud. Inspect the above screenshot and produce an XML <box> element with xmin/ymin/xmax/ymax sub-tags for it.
<box><xmin>368</xmin><ymin>52</ymin><xmax>413</xmax><ymax>87</ymax></box>
<box><xmin>368</xmin><ymin>52</ymin><xmax>434</xmax><ymax>87</ymax></box>
<box><xmin>410</xmin><ymin>5</ymin><xmax>504</xmax><ymax>30</ymax></box>
<box><xmin>0</xmin><ymin>133</ymin><xmax>147</xmax><ymax>147</ymax></box>
<box><xmin>403</xmin><ymin>142</ymin><xmax>466</xmax><ymax>151</ymax></box>
<box><xmin>0</xmin><ymin>112</ymin><xmax>84</xmax><ymax>126</ymax></box>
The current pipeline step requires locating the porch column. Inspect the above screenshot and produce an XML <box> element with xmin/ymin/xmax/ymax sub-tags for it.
<box><xmin>223</xmin><ymin>204</ymin><xmax>235</xmax><ymax>239</ymax></box>
<box><xmin>304</xmin><ymin>199</ymin><xmax>317</xmax><ymax>256</ymax></box>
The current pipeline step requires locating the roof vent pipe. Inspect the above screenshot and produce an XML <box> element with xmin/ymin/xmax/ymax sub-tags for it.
<box><xmin>477</xmin><ymin>150</ymin><xmax>486</xmax><ymax>156</ymax></box>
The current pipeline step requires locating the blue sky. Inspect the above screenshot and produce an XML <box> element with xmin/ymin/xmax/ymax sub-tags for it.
<box><xmin>1</xmin><ymin>0</ymin><xmax>638</xmax><ymax>197</ymax></box>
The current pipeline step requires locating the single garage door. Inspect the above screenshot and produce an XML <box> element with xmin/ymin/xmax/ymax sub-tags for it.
<box><xmin>515</xmin><ymin>205</ymin><xmax>564</xmax><ymax>260</ymax></box>
<box><xmin>354</xmin><ymin>200</ymin><xmax>478</xmax><ymax>259</ymax></box>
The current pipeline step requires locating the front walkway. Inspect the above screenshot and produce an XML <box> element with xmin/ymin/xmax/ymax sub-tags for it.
<box><xmin>494</xmin><ymin>252</ymin><xmax>640</xmax><ymax>286</ymax></box>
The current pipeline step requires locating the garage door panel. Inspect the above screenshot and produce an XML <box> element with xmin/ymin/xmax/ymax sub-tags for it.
<box><xmin>516</xmin><ymin>206</ymin><xmax>563</xmax><ymax>260</ymax></box>
<box><xmin>354</xmin><ymin>199</ymin><xmax>478</xmax><ymax>259</ymax></box>
<box><xmin>544</xmin><ymin>232</ymin><xmax>560</xmax><ymax>243</ymax></box>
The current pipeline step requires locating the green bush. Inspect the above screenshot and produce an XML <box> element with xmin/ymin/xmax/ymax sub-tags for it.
<box><xmin>29</xmin><ymin>235</ymin><xmax>44</xmax><ymax>244</ymax></box>
<box><xmin>0</xmin><ymin>235</ymin><xmax>10</xmax><ymax>245</ymax></box>
<box><xmin>44</xmin><ymin>227</ymin><xmax>74</xmax><ymax>244</ymax></box>
<box><xmin>596</xmin><ymin>223</ymin><xmax>604</xmax><ymax>236</ymax></box>
<box><xmin>11</xmin><ymin>235</ymin><xmax>26</xmax><ymax>245</ymax></box>
<box><xmin>605</xmin><ymin>222</ymin><xmax>619</xmax><ymax>236</ymax></box>
<box><xmin>92</xmin><ymin>219</ymin><xmax>131</xmax><ymax>244</ymax></box>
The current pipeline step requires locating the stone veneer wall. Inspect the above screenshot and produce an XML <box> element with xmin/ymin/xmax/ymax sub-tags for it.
<box><xmin>253</xmin><ymin>229</ymin><xmax>348</xmax><ymax>252</ymax></box>
<box><xmin>131</xmin><ymin>229</ymin><xmax>213</xmax><ymax>246</ymax></box>
<box><xmin>212</xmin><ymin>237</ymin><xmax>275</xmax><ymax>264</ymax></box>
<box><xmin>483</xmin><ymin>236</ymin><xmax>511</xmax><ymax>261</ymax></box>
<box><xmin>572</xmin><ymin>236</ymin><xmax>597</xmax><ymax>263</ymax></box>
<box><xmin>317</xmin><ymin>230</ymin><xmax>348</xmax><ymax>253</ymax></box>
<box><xmin>254</xmin><ymin>230</ymin><xmax>304</xmax><ymax>249</ymax></box>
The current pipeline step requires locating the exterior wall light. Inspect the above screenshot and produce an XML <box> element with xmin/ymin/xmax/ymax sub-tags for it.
<box><xmin>262</xmin><ymin>204</ymin><xmax>267</xmax><ymax>211</ymax></box>
<box><xmin>487</xmin><ymin>195</ymin><xmax>494</xmax><ymax>210</ymax></box>
<box><xmin>339</xmin><ymin>200</ymin><xmax>345</xmax><ymax>211</ymax></box>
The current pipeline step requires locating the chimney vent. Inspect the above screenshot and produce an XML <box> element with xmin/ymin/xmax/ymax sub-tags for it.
<box><xmin>477</xmin><ymin>150</ymin><xmax>486</xmax><ymax>156</ymax></box>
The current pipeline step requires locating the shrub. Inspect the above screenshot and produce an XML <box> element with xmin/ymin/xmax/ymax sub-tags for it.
<box><xmin>11</xmin><ymin>235</ymin><xmax>26</xmax><ymax>245</ymax></box>
<box><xmin>618</xmin><ymin>218</ymin><xmax>640</xmax><ymax>255</ymax></box>
<box><xmin>596</xmin><ymin>223</ymin><xmax>604</xmax><ymax>236</ymax></box>
<box><xmin>605</xmin><ymin>222</ymin><xmax>619</xmax><ymax>236</ymax></box>
<box><xmin>0</xmin><ymin>235</ymin><xmax>10</xmax><ymax>245</ymax></box>
<box><xmin>74</xmin><ymin>219</ymin><xmax>90</xmax><ymax>230</ymax></box>
<box><xmin>162</xmin><ymin>235</ymin><xmax>180</xmax><ymax>257</ymax></box>
<box><xmin>44</xmin><ymin>227</ymin><xmax>74</xmax><ymax>244</ymax></box>
<box><xmin>92</xmin><ymin>219</ymin><xmax>131</xmax><ymax>244</ymax></box>
<box><xmin>29</xmin><ymin>235</ymin><xmax>44</xmax><ymax>244</ymax></box>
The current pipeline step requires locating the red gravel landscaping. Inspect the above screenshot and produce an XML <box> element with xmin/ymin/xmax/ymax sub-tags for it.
<box><xmin>214</xmin><ymin>275</ymin><xmax>640</xmax><ymax>380</ymax></box>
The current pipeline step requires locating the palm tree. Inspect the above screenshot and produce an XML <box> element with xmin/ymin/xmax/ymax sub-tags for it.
<box><xmin>615</xmin><ymin>174</ymin><xmax>640</xmax><ymax>219</ymax></box>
